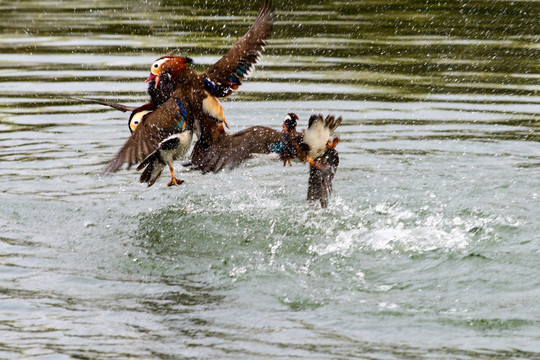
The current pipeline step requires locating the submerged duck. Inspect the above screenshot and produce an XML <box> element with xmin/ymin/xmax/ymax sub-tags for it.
<box><xmin>307</xmin><ymin>146</ymin><xmax>340</xmax><ymax>208</ymax></box>
<box><xmin>303</xmin><ymin>115</ymin><xmax>341</xmax><ymax>208</ymax></box>
<box><xmin>279</xmin><ymin>113</ymin><xmax>341</xmax><ymax>161</ymax></box>
<box><xmin>280</xmin><ymin>113</ymin><xmax>342</xmax><ymax>208</ymax></box>
<box><xmin>102</xmin><ymin>0</ymin><xmax>275</xmax><ymax>186</ymax></box>
<box><xmin>302</xmin><ymin>114</ymin><xmax>342</xmax><ymax>162</ymax></box>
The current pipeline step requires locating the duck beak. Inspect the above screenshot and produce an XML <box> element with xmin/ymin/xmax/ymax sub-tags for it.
<box><xmin>145</xmin><ymin>73</ymin><xmax>155</xmax><ymax>83</ymax></box>
<box><xmin>145</xmin><ymin>73</ymin><xmax>160</xmax><ymax>89</ymax></box>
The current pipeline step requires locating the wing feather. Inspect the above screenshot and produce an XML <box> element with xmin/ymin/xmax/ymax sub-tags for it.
<box><xmin>204</xmin><ymin>0</ymin><xmax>274</xmax><ymax>98</ymax></box>
<box><xmin>57</xmin><ymin>94</ymin><xmax>136</xmax><ymax>112</ymax></box>
<box><xmin>102</xmin><ymin>97</ymin><xmax>185</xmax><ymax>173</ymax></box>
<box><xmin>191</xmin><ymin>125</ymin><xmax>282</xmax><ymax>173</ymax></box>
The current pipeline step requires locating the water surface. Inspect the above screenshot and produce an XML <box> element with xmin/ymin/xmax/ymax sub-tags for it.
<box><xmin>1</xmin><ymin>0</ymin><xmax>539</xmax><ymax>358</ymax></box>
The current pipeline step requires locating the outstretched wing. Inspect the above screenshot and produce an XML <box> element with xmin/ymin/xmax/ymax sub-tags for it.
<box><xmin>58</xmin><ymin>94</ymin><xmax>136</xmax><ymax>112</ymax></box>
<box><xmin>203</xmin><ymin>0</ymin><xmax>274</xmax><ymax>98</ymax></box>
<box><xmin>102</xmin><ymin>97</ymin><xmax>189</xmax><ymax>173</ymax></box>
<box><xmin>191</xmin><ymin>125</ymin><xmax>282</xmax><ymax>173</ymax></box>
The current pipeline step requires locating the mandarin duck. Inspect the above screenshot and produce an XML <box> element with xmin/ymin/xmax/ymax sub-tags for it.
<box><xmin>102</xmin><ymin>0</ymin><xmax>275</xmax><ymax>187</ymax></box>
<box><xmin>302</xmin><ymin>114</ymin><xmax>342</xmax><ymax>162</ymax></box>
<box><xmin>307</xmin><ymin>146</ymin><xmax>340</xmax><ymax>208</ymax></box>
<box><xmin>136</xmin><ymin>130</ymin><xmax>193</xmax><ymax>187</ymax></box>
<box><xmin>278</xmin><ymin>113</ymin><xmax>341</xmax><ymax>165</ymax></box>
<box><xmin>280</xmin><ymin>113</ymin><xmax>342</xmax><ymax>208</ymax></box>
<box><xmin>279</xmin><ymin>113</ymin><xmax>300</xmax><ymax>166</ymax></box>
<box><xmin>302</xmin><ymin>114</ymin><xmax>341</xmax><ymax>208</ymax></box>
<box><xmin>62</xmin><ymin>96</ymin><xmax>191</xmax><ymax>186</ymax></box>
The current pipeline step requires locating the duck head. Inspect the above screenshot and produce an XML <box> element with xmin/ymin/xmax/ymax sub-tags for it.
<box><xmin>127</xmin><ymin>103</ymin><xmax>156</xmax><ymax>133</ymax></box>
<box><xmin>282</xmin><ymin>113</ymin><xmax>299</xmax><ymax>133</ymax></box>
<box><xmin>145</xmin><ymin>55</ymin><xmax>194</xmax><ymax>106</ymax></box>
<box><xmin>145</xmin><ymin>56</ymin><xmax>194</xmax><ymax>89</ymax></box>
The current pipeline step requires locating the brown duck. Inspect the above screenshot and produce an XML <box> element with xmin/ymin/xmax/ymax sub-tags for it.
<box><xmin>300</xmin><ymin>114</ymin><xmax>341</xmax><ymax>208</ymax></box>
<box><xmin>63</xmin><ymin>94</ymin><xmax>191</xmax><ymax>186</ymax></box>
<box><xmin>65</xmin><ymin>92</ymin><xmax>342</xmax><ymax>205</ymax></box>
<box><xmin>279</xmin><ymin>113</ymin><xmax>342</xmax><ymax>208</ymax></box>
<box><xmin>58</xmin><ymin>48</ymin><xmax>180</xmax><ymax>135</ymax></box>
<box><xmin>102</xmin><ymin>0</ymin><xmax>275</xmax><ymax>185</ymax></box>
<box><xmin>193</xmin><ymin>111</ymin><xmax>342</xmax><ymax>206</ymax></box>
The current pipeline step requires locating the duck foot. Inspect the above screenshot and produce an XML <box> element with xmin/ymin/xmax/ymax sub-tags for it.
<box><xmin>306</xmin><ymin>155</ymin><xmax>326</xmax><ymax>171</ymax></box>
<box><xmin>327</xmin><ymin>137</ymin><xmax>340</xmax><ymax>149</ymax></box>
<box><xmin>166</xmin><ymin>165</ymin><xmax>184</xmax><ymax>187</ymax></box>
<box><xmin>167</xmin><ymin>177</ymin><xmax>185</xmax><ymax>187</ymax></box>
<box><xmin>282</xmin><ymin>158</ymin><xmax>293</xmax><ymax>167</ymax></box>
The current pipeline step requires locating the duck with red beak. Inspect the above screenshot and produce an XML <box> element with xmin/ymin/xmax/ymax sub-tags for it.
<box><xmin>103</xmin><ymin>0</ymin><xmax>275</xmax><ymax>184</ymax></box>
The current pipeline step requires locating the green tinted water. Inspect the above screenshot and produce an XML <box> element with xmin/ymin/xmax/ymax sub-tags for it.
<box><xmin>1</xmin><ymin>0</ymin><xmax>539</xmax><ymax>358</ymax></box>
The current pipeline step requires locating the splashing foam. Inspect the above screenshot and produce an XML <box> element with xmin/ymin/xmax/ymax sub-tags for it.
<box><xmin>309</xmin><ymin>202</ymin><xmax>471</xmax><ymax>256</ymax></box>
<box><xmin>365</xmin><ymin>226</ymin><xmax>468</xmax><ymax>253</ymax></box>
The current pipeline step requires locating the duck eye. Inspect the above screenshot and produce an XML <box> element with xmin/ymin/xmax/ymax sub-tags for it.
<box><xmin>153</xmin><ymin>63</ymin><xmax>158</xmax><ymax>68</ymax></box>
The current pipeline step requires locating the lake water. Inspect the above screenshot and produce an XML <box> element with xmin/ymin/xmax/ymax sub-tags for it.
<box><xmin>1</xmin><ymin>0</ymin><xmax>539</xmax><ymax>358</ymax></box>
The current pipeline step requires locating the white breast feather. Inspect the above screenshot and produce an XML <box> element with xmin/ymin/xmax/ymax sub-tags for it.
<box><xmin>160</xmin><ymin>132</ymin><xmax>193</xmax><ymax>161</ymax></box>
<box><xmin>174</xmin><ymin>131</ymin><xmax>193</xmax><ymax>159</ymax></box>
<box><xmin>303</xmin><ymin>120</ymin><xmax>331</xmax><ymax>158</ymax></box>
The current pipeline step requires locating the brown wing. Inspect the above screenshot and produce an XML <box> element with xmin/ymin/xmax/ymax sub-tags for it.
<box><xmin>203</xmin><ymin>0</ymin><xmax>274</xmax><ymax>98</ymax></box>
<box><xmin>191</xmin><ymin>125</ymin><xmax>282</xmax><ymax>173</ymax></box>
<box><xmin>102</xmin><ymin>98</ymin><xmax>183</xmax><ymax>173</ymax></box>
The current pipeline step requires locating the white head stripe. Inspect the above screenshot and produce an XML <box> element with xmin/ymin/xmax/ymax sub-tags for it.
<box><xmin>150</xmin><ymin>58</ymin><xmax>169</xmax><ymax>75</ymax></box>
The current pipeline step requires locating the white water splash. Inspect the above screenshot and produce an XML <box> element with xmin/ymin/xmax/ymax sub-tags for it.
<box><xmin>309</xmin><ymin>202</ymin><xmax>473</xmax><ymax>256</ymax></box>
